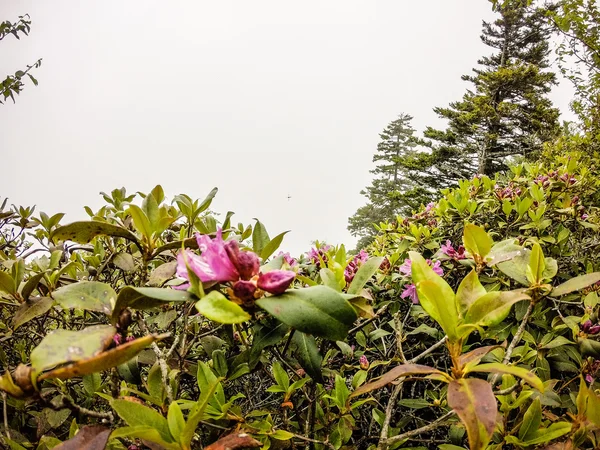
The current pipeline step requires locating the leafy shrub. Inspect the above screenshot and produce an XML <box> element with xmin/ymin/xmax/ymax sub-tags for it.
<box><xmin>0</xmin><ymin>147</ymin><xmax>600</xmax><ymax>450</ymax></box>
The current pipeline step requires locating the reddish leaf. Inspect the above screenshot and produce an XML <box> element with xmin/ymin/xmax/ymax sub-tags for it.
<box><xmin>205</xmin><ymin>432</ymin><xmax>262</xmax><ymax>450</ymax></box>
<box><xmin>54</xmin><ymin>425</ymin><xmax>110</xmax><ymax>450</ymax></box>
<box><xmin>448</xmin><ymin>378</ymin><xmax>497</xmax><ymax>450</ymax></box>
<box><xmin>458</xmin><ymin>345</ymin><xmax>503</xmax><ymax>368</ymax></box>
<box><xmin>349</xmin><ymin>364</ymin><xmax>447</xmax><ymax>399</ymax></box>
<box><xmin>540</xmin><ymin>441</ymin><xmax>573</xmax><ymax>450</ymax></box>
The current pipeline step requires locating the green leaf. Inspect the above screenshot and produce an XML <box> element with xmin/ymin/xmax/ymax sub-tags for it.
<box><xmin>261</xmin><ymin>231</ymin><xmax>290</xmax><ymax>260</ymax></box>
<box><xmin>463</xmin><ymin>224</ymin><xmax>493</xmax><ymax>259</ymax></box>
<box><xmin>110</xmin><ymin>426</ymin><xmax>180</xmax><ymax>450</ymax></box>
<box><xmin>256</xmin><ymin>286</ymin><xmax>357</xmax><ymax>341</ymax></box>
<box><xmin>20</xmin><ymin>271</ymin><xmax>47</xmax><ymax>300</ymax></box>
<box><xmin>552</xmin><ymin>272</ymin><xmax>600</xmax><ymax>297</ymax></box>
<box><xmin>249</xmin><ymin>320</ymin><xmax>289</xmax><ymax>368</ymax></box>
<box><xmin>111</xmin><ymin>287</ymin><xmax>193</xmax><ymax>323</ymax></box>
<box><xmin>272</xmin><ymin>361</ymin><xmax>290</xmax><ymax>391</ymax></box>
<box><xmin>447</xmin><ymin>378</ymin><xmax>496</xmax><ymax>450</ymax></box>
<box><xmin>456</xmin><ymin>270</ymin><xmax>487</xmax><ymax>317</ymax></box>
<box><xmin>527</xmin><ymin>243</ymin><xmax>546</xmax><ymax>285</ymax></box>
<box><xmin>167</xmin><ymin>402</ymin><xmax>185</xmax><ymax>444</ymax></box>
<box><xmin>51</xmin><ymin>221</ymin><xmax>139</xmax><ymax>244</ymax></box>
<box><xmin>464</xmin><ymin>290</ymin><xmax>530</xmax><ymax>327</ymax></box>
<box><xmin>0</xmin><ymin>270</ymin><xmax>16</xmax><ymax>295</ymax></box>
<box><xmin>271</xmin><ymin>429</ymin><xmax>295</xmax><ymax>440</ymax></box>
<box><xmin>292</xmin><ymin>331</ymin><xmax>323</xmax><ymax>382</ymax></box>
<box><xmin>195</xmin><ymin>291</ymin><xmax>250</xmax><ymax>324</ymax></box>
<box><xmin>347</xmin><ymin>257</ymin><xmax>384</xmax><ymax>294</ymax></box>
<box><xmin>127</xmin><ymin>205</ymin><xmax>153</xmax><ymax>241</ymax></box>
<box><xmin>518</xmin><ymin>398</ymin><xmax>542</xmax><ymax>441</ymax></box>
<box><xmin>111</xmin><ymin>399</ymin><xmax>172</xmax><ymax>442</ymax></box>
<box><xmin>415</xmin><ymin>279</ymin><xmax>459</xmax><ymax>341</ymax></box>
<box><xmin>12</xmin><ymin>297</ymin><xmax>54</xmax><ymax>330</ymax></box>
<box><xmin>113</xmin><ymin>253</ymin><xmax>135</xmax><ymax>272</ymax></box>
<box><xmin>466</xmin><ymin>363</ymin><xmax>544</xmax><ymax>392</ymax></box>
<box><xmin>31</xmin><ymin>325</ymin><xmax>116</xmax><ymax>374</ymax></box>
<box><xmin>53</xmin><ymin>281</ymin><xmax>116</xmax><ymax>315</ymax></box>
<box><xmin>320</xmin><ymin>268</ymin><xmax>342</xmax><ymax>291</ymax></box>
<box><xmin>252</xmin><ymin>219</ymin><xmax>270</xmax><ymax>255</ymax></box>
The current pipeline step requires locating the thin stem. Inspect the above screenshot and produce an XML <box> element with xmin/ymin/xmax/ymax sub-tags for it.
<box><xmin>2</xmin><ymin>392</ymin><xmax>10</xmax><ymax>440</ymax></box>
<box><xmin>383</xmin><ymin>411</ymin><xmax>455</xmax><ymax>446</ymax></box>
<box><xmin>491</xmin><ymin>301</ymin><xmax>534</xmax><ymax>386</ymax></box>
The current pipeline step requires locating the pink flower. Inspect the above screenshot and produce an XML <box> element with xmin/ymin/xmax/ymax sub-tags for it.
<box><xmin>359</xmin><ymin>355</ymin><xmax>369</xmax><ymax>370</ymax></box>
<box><xmin>344</xmin><ymin>250</ymin><xmax>370</xmax><ymax>283</ymax></box>
<box><xmin>401</xmin><ymin>284</ymin><xmax>419</xmax><ymax>304</ymax></box>
<box><xmin>225</xmin><ymin>240</ymin><xmax>260</xmax><ymax>280</ymax></box>
<box><xmin>582</xmin><ymin>213</ymin><xmax>589</xmax><ymax>221</ymax></box>
<box><xmin>585</xmin><ymin>374</ymin><xmax>594</xmax><ymax>383</ymax></box>
<box><xmin>177</xmin><ymin>229</ymin><xmax>240</xmax><ymax>283</ymax></box>
<box><xmin>257</xmin><ymin>270</ymin><xmax>296</xmax><ymax>295</ymax></box>
<box><xmin>232</xmin><ymin>280</ymin><xmax>257</xmax><ymax>304</ymax></box>
<box><xmin>399</xmin><ymin>259</ymin><xmax>412</xmax><ymax>276</ymax></box>
<box><xmin>276</xmin><ymin>251</ymin><xmax>298</xmax><ymax>267</ymax></box>
<box><xmin>307</xmin><ymin>245</ymin><xmax>332</xmax><ymax>266</ymax></box>
<box><xmin>430</xmin><ymin>260</ymin><xmax>444</xmax><ymax>276</ymax></box>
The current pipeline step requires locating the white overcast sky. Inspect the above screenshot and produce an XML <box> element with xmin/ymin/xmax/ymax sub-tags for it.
<box><xmin>1</xmin><ymin>1</ymin><xmax>574</xmax><ymax>255</ymax></box>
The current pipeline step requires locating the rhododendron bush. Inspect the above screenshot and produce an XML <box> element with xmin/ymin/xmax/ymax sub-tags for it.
<box><xmin>1</xmin><ymin>148</ymin><xmax>600</xmax><ymax>450</ymax></box>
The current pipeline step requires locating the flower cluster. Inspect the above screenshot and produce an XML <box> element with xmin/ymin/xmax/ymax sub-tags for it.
<box><xmin>276</xmin><ymin>251</ymin><xmax>298</xmax><ymax>268</ymax></box>
<box><xmin>307</xmin><ymin>244</ymin><xmax>332</xmax><ymax>268</ymax></box>
<box><xmin>440</xmin><ymin>240</ymin><xmax>466</xmax><ymax>260</ymax></box>
<box><xmin>399</xmin><ymin>258</ymin><xmax>444</xmax><ymax>304</ymax></box>
<box><xmin>494</xmin><ymin>183</ymin><xmax>522</xmax><ymax>200</ymax></box>
<box><xmin>176</xmin><ymin>229</ymin><xmax>295</xmax><ymax>306</ymax></box>
<box><xmin>344</xmin><ymin>250</ymin><xmax>369</xmax><ymax>283</ymax></box>
<box><xmin>582</xmin><ymin>320</ymin><xmax>600</xmax><ymax>335</ymax></box>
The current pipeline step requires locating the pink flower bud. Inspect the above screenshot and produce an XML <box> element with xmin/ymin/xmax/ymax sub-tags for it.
<box><xmin>232</xmin><ymin>280</ymin><xmax>257</xmax><ymax>303</ymax></box>
<box><xmin>359</xmin><ymin>355</ymin><xmax>369</xmax><ymax>370</ymax></box>
<box><xmin>589</xmin><ymin>325</ymin><xmax>600</xmax><ymax>335</ymax></box>
<box><xmin>583</xmin><ymin>320</ymin><xmax>593</xmax><ymax>332</ymax></box>
<box><xmin>257</xmin><ymin>270</ymin><xmax>295</xmax><ymax>295</ymax></box>
<box><xmin>225</xmin><ymin>240</ymin><xmax>260</xmax><ymax>280</ymax></box>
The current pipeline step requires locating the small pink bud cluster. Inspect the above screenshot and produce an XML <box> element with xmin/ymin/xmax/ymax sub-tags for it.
<box><xmin>344</xmin><ymin>250</ymin><xmax>369</xmax><ymax>283</ymax></box>
<box><xmin>582</xmin><ymin>320</ymin><xmax>600</xmax><ymax>335</ymax></box>
<box><xmin>359</xmin><ymin>355</ymin><xmax>369</xmax><ymax>370</ymax></box>
<box><xmin>494</xmin><ymin>183</ymin><xmax>522</xmax><ymax>200</ymax></box>
<box><xmin>307</xmin><ymin>245</ymin><xmax>333</xmax><ymax>268</ymax></box>
<box><xmin>440</xmin><ymin>240</ymin><xmax>466</xmax><ymax>260</ymax></box>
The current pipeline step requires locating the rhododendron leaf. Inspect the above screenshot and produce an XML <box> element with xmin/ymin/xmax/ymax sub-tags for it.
<box><xmin>347</xmin><ymin>257</ymin><xmax>384</xmax><ymax>295</ymax></box>
<box><xmin>53</xmin><ymin>425</ymin><xmax>111</xmax><ymax>450</ymax></box>
<box><xmin>252</xmin><ymin>219</ymin><xmax>270</xmax><ymax>255</ymax></box>
<box><xmin>551</xmin><ymin>272</ymin><xmax>600</xmax><ymax>297</ymax></box>
<box><xmin>447</xmin><ymin>378</ymin><xmax>496</xmax><ymax>450</ymax></box>
<box><xmin>463</xmin><ymin>224</ymin><xmax>493</xmax><ymax>259</ymax></box>
<box><xmin>127</xmin><ymin>205</ymin><xmax>153</xmax><ymax>241</ymax></box>
<box><xmin>527</xmin><ymin>243</ymin><xmax>546</xmax><ymax>285</ymax></box>
<box><xmin>0</xmin><ymin>371</ymin><xmax>24</xmax><ymax>398</ymax></box>
<box><xmin>38</xmin><ymin>334</ymin><xmax>165</xmax><ymax>381</ymax></box>
<box><xmin>486</xmin><ymin>239</ymin><xmax>523</xmax><ymax>266</ymax></box>
<box><xmin>110</xmin><ymin>426</ymin><xmax>180</xmax><ymax>450</ymax></box>
<box><xmin>111</xmin><ymin>287</ymin><xmax>193</xmax><ymax>324</ymax></box>
<box><xmin>31</xmin><ymin>325</ymin><xmax>116</xmax><ymax>374</ymax></box>
<box><xmin>261</xmin><ymin>231</ymin><xmax>290</xmax><ymax>260</ymax></box>
<box><xmin>50</xmin><ymin>221</ymin><xmax>140</xmax><ymax>245</ymax></box>
<box><xmin>256</xmin><ymin>286</ymin><xmax>357</xmax><ymax>341</ymax></box>
<box><xmin>292</xmin><ymin>331</ymin><xmax>323</xmax><ymax>382</ymax></box>
<box><xmin>53</xmin><ymin>281</ymin><xmax>116</xmax><ymax>315</ymax></box>
<box><xmin>456</xmin><ymin>270</ymin><xmax>487</xmax><ymax>316</ymax></box>
<box><xmin>110</xmin><ymin>399</ymin><xmax>173</xmax><ymax>443</ymax></box>
<box><xmin>416</xmin><ymin>279</ymin><xmax>459</xmax><ymax>341</ymax></box>
<box><xmin>350</xmin><ymin>364</ymin><xmax>447</xmax><ymax>399</ymax></box>
<box><xmin>13</xmin><ymin>296</ymin><xmax>54</xmax><ymax>330</ymax></box>
<box><xmin>458</xmin><ymin>345</ymin><xmax>503</xmax><ymax>369</ymax></box>
<box><xmin>464</xmin><ymin>290</ymin><xmax>530</xmax><ymax>327</ymax></box>
<box><xmin>466</xmin><ymin>363</ymin><xmax>544</xmax><ymax>392</ymax></box>
<box><xmin>320</xmin><ymin>268</ymin><xmax>342</xmax><ymax>291</ymax></box>
<box><xmin>195</xmin><ymin>291</ymin><xmax>250</xmax><ymax>324</ymax></box>
<box><xmin>204</xmin><ymin>433</ymin><xmax>262</xmax><ymax>450</ymax></box>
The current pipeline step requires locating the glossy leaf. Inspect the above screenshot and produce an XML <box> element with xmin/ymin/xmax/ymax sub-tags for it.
<box><xmin>518</xmin><ymin>398</ymin><xmax>542</xmax><ymax>441</ymax></box>
<box><xmin>111</xmin><ymin>399</ymin><xmax>173</xmax><ymax>443</ymax></box>
<box><xmin>466</xmin><ymin>363</ymin><xmax>544</xmax><ymax>392</ymax></box>
<box><xmin>51</xmin><ymin>221</ymin><xmax>139</xmax><ymax>244</ymax></box>
<box><xmin>527</xmin><ymin>243</ymin><xmax>546</xmax><ymax>285</ymax></box>
<box><xmin>110</xmin><ymin>426</ymin><xmax>180</xmax><ymax>450</ymax></box>
<box><xmin>256</xmin><ymin>286</ymin><xmax>357</xmax><ymax>341</ymax></box>
<box><xmin>0</xmin><ymin>371</ymin><xmax>24</xmax><ymax>398</ymax></box>
<box><xmin>349</xmin><ymin>364</ymin><xmax>448</xmax><ymax>399</ymax></box>
<box><xmin>463</xmin><ymin>224</ymin><xmax>493</xmax><ymax>259</ymax></box>
<box><xmin>416</xmin><ymin>279</ymin><xmax>459</xmax><ymax>341</ymax></box>
<box><xmin>31</xmin><ymin>325</ymin><xmax>116</xmax><ymax>374</ymax></box>
<box><xmin>464</xmin><ymin>291</ymin><xmax>530</xmax><ymax>327</ymax></box>
<box><xmin>38</xmin><ymin>334</ymin><xmax>165</xmax><ymax>381</ymax></box>
<box><xmin>0</xmin><ymin>270</ymin><xmax>16</xmax><ymax>295</ymax></box>
<box><xmin>53</xmin><ymin>281</ymin><xmax>116</xmax><ymax>315</ymax></box>
<box><xmin>551</xmin><ymin>272</ymin><xmax>600</xmax><ymax>297</ymax></box>
<box><xmin>458</xmin><ymin>345</ymin><xmax>503</xmax><ymax>369</ymax></box>
<box><xmin>252</xmin><ymin>219</ymin><xmax>270</xmax><ymax>255</ymax></box>
<box><xmin>205</xmin><ymin>433</ymin><xmax>262</xmax><ymax>450</ymax></box>
<box><xmin>20</xmin><ymin>271</ymin><xmax>47</xmax><ymax>300</ymax></box>
<box><xmin>347</xmin><ymin>257</ymin><xmax>384</xmax><ymax>294</ymax></box>
<box><xmin>447</xmin><ymin>378</ymin><xmax>497</xmax><ymax>450</ymax></box>
<box><xmin>195</xmin><ymin>291</ymin><xmax>250</xmax><ymax>324</ymax></box>
<box><xmin>127</xmin><ymin>205</ymin><xmax>153</xmax><ymax>241</ymax></box>
<box><xmin>456</xmin><ymin>270</ymin><xmax>487</xmax><ymax>316</ymax></box>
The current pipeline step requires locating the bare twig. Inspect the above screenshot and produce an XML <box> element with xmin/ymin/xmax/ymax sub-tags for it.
<box><xmin>383</xmin><ymin>410</ymin><xmax>456</xmax><ymax>446</ymax></box>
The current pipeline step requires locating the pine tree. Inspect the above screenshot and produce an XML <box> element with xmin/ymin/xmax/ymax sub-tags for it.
<box><xmin>422</xmin><ymin>0</ymin><xmax>560</xmax><ymax>178</ymax></box>
<box><xmin>348</xmin><ymin>114</ymin><xmax>430</xmax><ymax>248</ymax></box>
